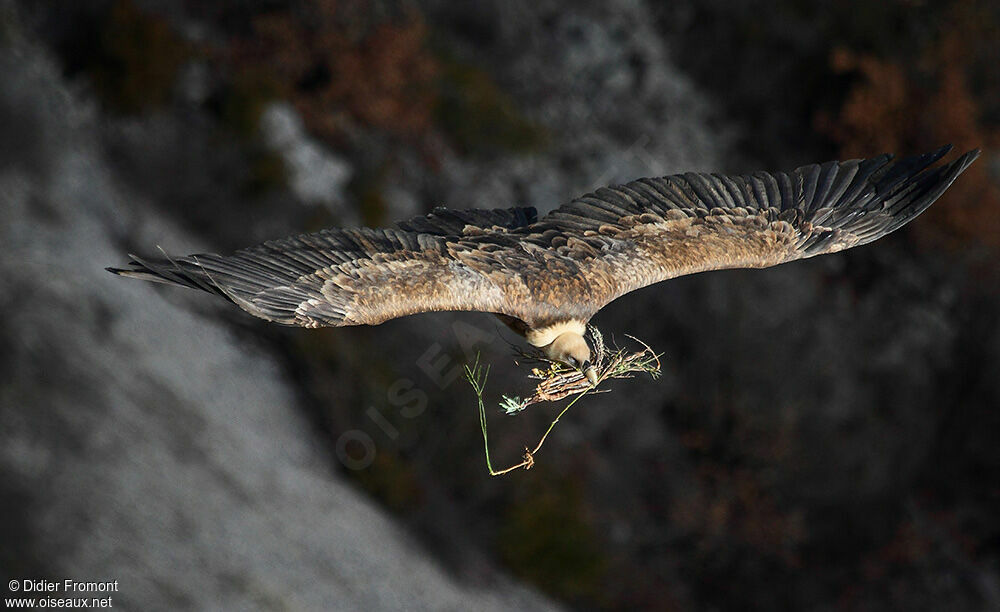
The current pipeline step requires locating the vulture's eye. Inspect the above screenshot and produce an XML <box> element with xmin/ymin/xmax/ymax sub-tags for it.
<box><xmin>566</xmin><ymin>357</ymin><xmax>579</xmax><ymax>368</ymax></box>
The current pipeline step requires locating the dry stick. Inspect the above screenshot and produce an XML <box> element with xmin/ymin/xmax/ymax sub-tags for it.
<box><xmin>466</xmin><ymin>332</ymin><xmax>661</xmax><ymax>476</ymax></box>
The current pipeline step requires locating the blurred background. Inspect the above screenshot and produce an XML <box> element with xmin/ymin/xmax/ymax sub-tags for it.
<box><xmin>1</xmin><ymin>0</ymin><xmax>998</xmax><ymax>609</ymax></box>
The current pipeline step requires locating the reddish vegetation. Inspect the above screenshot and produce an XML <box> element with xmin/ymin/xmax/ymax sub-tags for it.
<box><xmin>817</xmin><ymin>8</ymin><xmax>1000</xmax><ymax>251</ymax></box>
<box><xmin>226</xmin><ymin>1</ymin><xmax>439</xmax><ymax>142</ymax></box>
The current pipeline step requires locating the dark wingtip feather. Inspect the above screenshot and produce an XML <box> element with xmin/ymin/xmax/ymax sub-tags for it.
<box><xmin>108</xmin><ymin>251</ymin><xmax>227</xmax><ymax>295</ymax></box>
<box><xmin>874</xmin><ymin>144</ymin><xmax>952</xmax><ymax>196</ymax></box>
<box><xmin>953</xmin><ymin>147</ymin><xmax>981</xmax><ymax>170</ymax></box>
<box><xmin>812</xmin><ymin>147</ymin><xmax>980</xmax><ymax>250</ymax></box>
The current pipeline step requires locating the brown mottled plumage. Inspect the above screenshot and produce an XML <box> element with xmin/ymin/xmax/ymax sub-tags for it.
<box><xmin>109</xmin><ymin>146</ymin><xmax>979</xmax><ymax>378</ymax></box>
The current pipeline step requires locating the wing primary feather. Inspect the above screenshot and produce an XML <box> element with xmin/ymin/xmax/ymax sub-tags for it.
<box><xmin>684</xmin><ymin>173</ymin><xmax>726</xmax><ymax>209</ymax></box>
<box><xmin>626</xmin><ymin>180</ymin><xmax>671</xmax><ymax>212</ymax></box>
<box><xmin>597</xmin><ymin>186</ymin><xmax>644</xmax><ymax>213</ymax></box>
<box><xmin>796</xmin><ymin>163</ymin><xmax>821</xmax><ymax>212</ymax></box>
<box><xmin>810</xmin><ymin>160</ymin><xmax>840</xmax><ymax>210</ymax></box>
<box><xmin>822</xmin><ymin>159</ymin><xmax>858</xmax><ymax>209</ymax></box>
<box><xmin>875</xmin><ymin>145</ymin><xmax>951</xmax><ymax>196</ymax></box>
<box><xmin>755</xmin><ymin>171</ymin><xmax>781</xmax><ymax>210</ymax></box>
<box><xmin>654</xmin><ymin>178</ymin><xmax>698</xmax><ymax>209</ymax></box>
<box><xmin>776</xmin><ymin>172</ymin><xmax>795</xmax><ymax>211</ymax></box>
<box><xmin>719</xmin><ymin>174</ymin><xmax>748</xmax><ymax>208</ymax></box>
<box><xmin>709</xmin><ymin>174</ymin><xmax>738</xmax><ymax>208</ymax></box>
<box><xmin>834</xmin><ymin>153</ymin><xmax>893</xmax><ymax>208</ymax></box>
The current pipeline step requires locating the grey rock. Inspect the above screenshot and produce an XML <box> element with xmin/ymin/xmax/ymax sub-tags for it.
<box><xmin>0</xmin><ymin>22</ymin><xmax>557</xmax><ymax>612</ymax></box>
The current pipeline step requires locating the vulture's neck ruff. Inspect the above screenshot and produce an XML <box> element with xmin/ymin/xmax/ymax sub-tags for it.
<box><xmin>526</xmin><ymin>320</ymin><xmax>587</xmax><ymax>348</ymax></box>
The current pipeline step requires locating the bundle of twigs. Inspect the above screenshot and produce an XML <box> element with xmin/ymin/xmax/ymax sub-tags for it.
<box><xmin>465</xmin><ymin>327</ymin><xmax>661</xmax><ymax>476</ymax></box>
<box><xmin>501</xmin><ymin>327</ymin><xmax>661</xmax><ymax>413</ymax></box>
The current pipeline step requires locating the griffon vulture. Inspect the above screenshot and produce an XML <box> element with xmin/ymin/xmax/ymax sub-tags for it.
<box><xmin>109</xmin><ymin>146</ymin><xmax>979</xmax><ymax>385</ymax></box>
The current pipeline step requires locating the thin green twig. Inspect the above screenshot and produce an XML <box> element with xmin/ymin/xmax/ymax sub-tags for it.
<box><xmin>463</xmin><ymin>356</ymin><xmax>499</xmax><ymax>475</ymax></box>
<box><xmin>465</xmin><ymin>330</ymin><xmax>661</xmax><ymax>476</ymax></box>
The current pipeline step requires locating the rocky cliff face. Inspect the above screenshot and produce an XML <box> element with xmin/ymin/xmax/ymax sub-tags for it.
<box><xmin>0</xmin><ymin>25</ymin><xmax>557</xmax><ymax>611</ymax></box>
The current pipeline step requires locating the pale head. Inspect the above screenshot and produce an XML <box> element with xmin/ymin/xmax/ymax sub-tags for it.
<box><xmin>546</xmin><ymin>331</ymin><xmax>598</xmax><ymax>386</ymax></box>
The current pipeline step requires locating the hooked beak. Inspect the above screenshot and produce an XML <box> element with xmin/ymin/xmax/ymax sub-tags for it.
<box><xmin>582</xmin><ymin>361</ymin><xmax>598</xmax><ymax>387</ymax></box>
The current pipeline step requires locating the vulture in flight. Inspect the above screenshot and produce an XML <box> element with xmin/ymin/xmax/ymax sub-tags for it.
<box><xmin>110</xmin><ymin>146</ymin><xmax>979</xmax><ymax>385</ymax></box>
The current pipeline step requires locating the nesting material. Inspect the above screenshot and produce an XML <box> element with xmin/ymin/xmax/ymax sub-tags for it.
<box><xmin>466</xmin><ymin>327</ymin><xmax>661</xmax><ymax>476</ymax></box>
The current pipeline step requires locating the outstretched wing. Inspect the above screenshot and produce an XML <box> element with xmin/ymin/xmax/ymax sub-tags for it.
<box><xmin>109</xmin><ymin>207</ymin><xmax>541</xmax><ymax>327</ymax></box>
<box><xmin>110</xmin><ymin>146</ymin><xmax>978</xmax><ymax>330</ymax></box>
<box><xmin>523</xmin><ymin>145</ymin><xmax>979</xmax><ymax>315</ymax></box>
